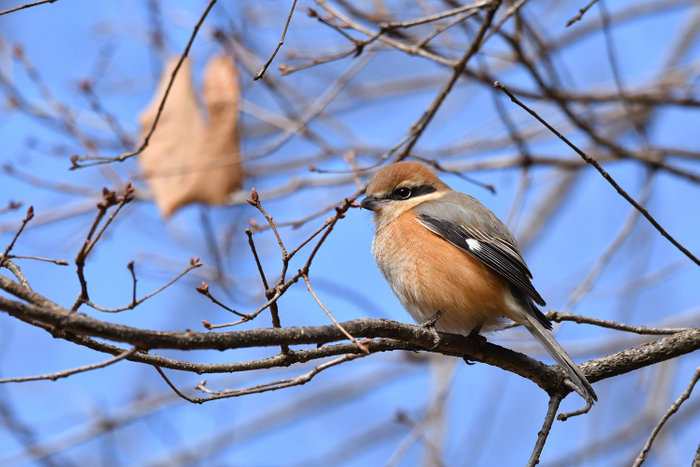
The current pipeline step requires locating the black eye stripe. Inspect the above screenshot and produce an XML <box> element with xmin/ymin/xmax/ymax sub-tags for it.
<box><xmin>386</xmin><ymin>184</ymin><xmax>436</xmax><ymax>200</ymax></box>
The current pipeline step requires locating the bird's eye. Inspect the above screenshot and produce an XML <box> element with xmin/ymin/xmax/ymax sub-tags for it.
<box><xmin>396</xmin><ymin>187</ymin><xmax>412</xmax><ymax>199</ymax></box>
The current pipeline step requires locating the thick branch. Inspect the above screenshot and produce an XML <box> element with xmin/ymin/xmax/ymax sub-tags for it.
<box><xmin>1</xmin><ymin>274</ymin><xmax>700</xmax><ymax>400</ymax></box>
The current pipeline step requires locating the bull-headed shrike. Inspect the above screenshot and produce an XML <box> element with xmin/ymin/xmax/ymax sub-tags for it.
<box><xmin>361</xmin><ymin>161</ymin><xmax>596</xmax><ymax>404</ymax></box>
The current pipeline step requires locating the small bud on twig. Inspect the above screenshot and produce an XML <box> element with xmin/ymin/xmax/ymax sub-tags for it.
<box><xmin>196</xmin><ymin>281</ymin><xmax>209</xmax><ymax>295</ymax></box>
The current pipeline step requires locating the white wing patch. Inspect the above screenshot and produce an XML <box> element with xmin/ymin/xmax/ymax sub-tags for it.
<box><xmin>466</xmin><ymin>238</ymin><xmax>481</xmax><ymax>251</ymax></box>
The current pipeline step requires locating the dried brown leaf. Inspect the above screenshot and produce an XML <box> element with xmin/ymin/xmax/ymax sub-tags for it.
<box><xmin>138</xmin><ymin>55</ymin><xmax>243</xmax><ymax>218</ymax></box>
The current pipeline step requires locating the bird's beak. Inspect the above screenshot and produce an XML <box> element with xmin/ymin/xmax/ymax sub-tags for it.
<box><xmin>360</xmin><ymin>196</ymin><xmax>386</xmax><ymax>211</ymax></box>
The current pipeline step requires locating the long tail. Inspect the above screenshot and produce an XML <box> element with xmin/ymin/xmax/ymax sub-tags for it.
<box><xmin>522</xmin><ymin>313</ymin><xmax>597</xmax><ymax>404</ymax></box>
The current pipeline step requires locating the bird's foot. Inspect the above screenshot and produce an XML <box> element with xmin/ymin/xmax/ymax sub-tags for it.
<box><xmin>463</xmin><ymin>325</ymin><xmax>486</xmax><ymax>365</ymax></box>
<box><xmin>468</xmin><ymin>328</ymin><xmax>487</xmax><ymax>348</ymax></box>
<box><xmin>420</xmin><ymin>310</ymin><xmax>443</xmax><ymax>351</ymax></box>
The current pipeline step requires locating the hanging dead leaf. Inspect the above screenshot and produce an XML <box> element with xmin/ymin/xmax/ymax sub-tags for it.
<box><xmin>138</xmin><ymin>55</ymin><xmax>243</xmax><ymax>218</ymax></box>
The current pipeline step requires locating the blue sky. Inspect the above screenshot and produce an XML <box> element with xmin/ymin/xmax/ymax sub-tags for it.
<box><xmin>1</xmin><ymin>1</ymin><xmax>700</xmax><ymax>465</ymax></box>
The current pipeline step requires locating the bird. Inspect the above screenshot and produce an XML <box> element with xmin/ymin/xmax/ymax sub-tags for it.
<box><xmin>360</xmin><ymin>161</ymin><xmax>596</xmax><ymax>404</ymax></box>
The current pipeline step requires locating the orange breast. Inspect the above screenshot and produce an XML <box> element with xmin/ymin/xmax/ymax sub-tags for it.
<box><xmin>372</xmin><ymin>210</ymin><xmax>510</xmax><ymax>334</ymax></box>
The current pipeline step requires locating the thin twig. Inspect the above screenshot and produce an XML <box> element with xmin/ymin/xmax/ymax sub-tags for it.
<box><xmin>0</xmin><ymin>347</ymin><xmax>137</xmax><ymax>383</ymax></box>
<box><xmin>557</xmin><ymin>399</ymin><xmax>593</xmax><ymax>421</ymax></box>
<box><xmin>83</xmin><ymin>257</ymin><xmax>202</xmax><ymax>313</ymax></box>
<box><xmin>197</xmin><ymin>281</ymin><xmax>250</xmax><ymax>322</ymax></box>
<box><xmin>245</xmin><ymin>228</ymin><xmax>289</xmax><ymax>353</ymax></box>
<box><xmin>0</xmin><ymin>206</ymin><xmax>34</xmax><ymax>268</ymax></box>
<box><xmin>255</xmin><ymin>0</ymin><xmax>299</xmax><ymax>80</ymax></box>
<box><xmin>482</xmin><ymin>0</ymin><xmax>531</xmax><ymax>43</ymax></box>
<box><xmin>248</xmin><ymin>191</ymin><xmax>362</xmax><ymax>233</ymax></box>
<box><xmin>71</xmin><ymin>184</ymin><xmax>135</xmax><ymax>311</ymax></box>
<box><xmin>494</xmin><ymin>81</ymin><xmax>700</xmax><ymax>267</ymax></box>
<box><xmin>154</xmin><ymin>366</ymin><xmax>198</xmax><ymax>403</ymax></box>
<box><xmin>246</xmin><ymin>188</ymin><xmax>288</xmax><ymax>276</ymax></box>
<box><xmin>315</xmin><ymin>0</ymin><xmax>453</xmax><ymax>67</ymax></box>
<box><xmin>527</xmin><ymin>393</ymin><xmax>564</xmax><ymax>467</ymax></box>
<box><xmin>188</xmin><ymin>354</ymin><xmax>363</xmax><ymax>403</ymax></box>
<box><xmin>546</xmin><ymin>311</ymin><xmax>689</xmax><ymax>336</ymax></box>
<box><xmin>414</xmin><ymin>13</ymin><xmax>469</xmax><ymax>50</ymax></box>
<box><xmin>248</xmin><ymin>52</ymin><xmax>372</xmax><ymax>161</ymax></box>
<box><xmin>70</xmin><ymin>0</ymin><xmax>218</xmax><ymax>169</ymax></box>
<box><xmin>83</xmin><ymin>187</ymin><xmax>134</xmax><ymax>258</ymax></box>
<box><xmin>303</xmin><ymin>273</ymin><xmax>369</xmax><ymax>354</ymax></box>
<box><xmin>0</xmin><ymin>259</ymin><xmax>31</xmax><ymax>290</ymax></box>
<box><xmin>380</xmin><ymin>0</ymin><xmax>491</xmax><ymax>30</ymax></box>
<box><xmin>4</xmin><ymin>255</ymin><xmax>68</xmax><ymax>266</ymax></box>
<box><xmin>279</xmin><ymin>44</ymin><xmax>368</xmax><ymax>76</ymax></box>
<box><xmin>397</xmin><ymin>1</ymin><xmax>500</xmax><ymax>161</ymax></box>
<box><xmin>245</xmin><ymin>189</ymin><xmax>290</xmax><ymax>352</ymax></box>
<box><xmin>0</xmin><ymin>0</ymin><xmax>57</xmax><ymax>18</ymax></box>
<box><xmin>246</xmin><ymin>229</ymin><xmax>270</xmax><ymax>290</ymax></box>
<box><xmin>198</xmin><ymin>198</ymin><xmax>356</xmax><ymax>330</ymax></box>
<box><xmin>127</xmin><ymin>261</ymin><xmax>137</xmax><ymax>304</ymax></box>
<box><xmin>566</xmin><ymin>0</ymin><xmax>601</xmax><ymax>27</ymax></box>
<box><xmin>633</xmin><ymin>365</ymin><xmax>700</xmax><ymax>466</ymax></box>
<box><xmin>202</xmin><ymin>288</ymin><xmax>284</xmax><ymax>330</ymax></box>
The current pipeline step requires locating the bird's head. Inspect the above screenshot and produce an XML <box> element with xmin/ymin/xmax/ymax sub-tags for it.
<box><xmin>361</xmin><ymin>162</ymin><xmax>449</xmax><ymax>226</ymax></box>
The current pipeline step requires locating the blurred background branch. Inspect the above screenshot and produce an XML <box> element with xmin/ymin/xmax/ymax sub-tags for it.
<box><xmin>0</xmin><ymin>0</ymin><xmax>699</xmax><ymax>465</ymax></box>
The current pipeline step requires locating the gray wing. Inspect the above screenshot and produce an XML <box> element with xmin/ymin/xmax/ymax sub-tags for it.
<box><xmin>414</xmin><ymin>192</ymin><xmax>546</xmax><ymax>307</ymax></box>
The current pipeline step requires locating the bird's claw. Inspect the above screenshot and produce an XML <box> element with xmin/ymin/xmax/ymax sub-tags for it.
<box><xmin>463</xmin><ymin>326</ymin><xmax>486</xmax><ymax>364</ymax></box>
<box><xmin>420</xmin><ymin>310</ymin><xmax>443</xmax><ymax>351</ymax></box>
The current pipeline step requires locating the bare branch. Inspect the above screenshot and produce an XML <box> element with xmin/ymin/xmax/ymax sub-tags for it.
<box><xmin>526</xmin><ymin>394</ymin><xmax>564</xmax><ymax>467</ymax></box>
<box><xmin>380</xmin><ymin>0</ymin><xmax>491</xmax><ymax>30</ymax></box>
<box><xmin>494</xmin><ymin>81</ymin><xmax>700</xmax><ymax>267</ymax></box>
<box><xmin>70</xmin><ymin>0</ymin><xmax>219</xmax><ymax>169</ymax></box>
<box><xmin>71</xmin><ymin>183</ymin><xmax>135</xmax><ymax>311</ymax></box>
<box><xmin>4</xmin><ymin>255</ymin><xmax>68</xmax><ymax>266</ymax></box>
<box><xmin>196</xmin><ymin>281</ymin><xmax>251</xmax><ymax>321</ymax></box>
<box><xmin>0</xmin><ymin>206</ymin><xmax>34</xmax><ymax>268</ymax></box>
<box><xmin>566</xmin><ymin>0</ymin><xmax>601</xmax><ymax>27</ymax></box>
<box><xmin>0</xmin><ymin>259</ymin><xmax>31</xmax><ymax>290</ymax></box>
<box><xmin>0</xmin><ymin>347</ymin><xmax>137</xmax><ymax>383</ymax></box>
<box><xmin>179</xmin><ymin>354</ymin><xmax>363</xmax><ymax>403</ymax></box>
<box><xmin>254</xmin><ymin>0</ymin><xmax>298</xmax><ymax>80</ymax></box>
<box><xmin>303</xmin><ymin>273</ymin><xmax>369</xmax><ymax>354</ymax></box>
<box><xmin>633</xmin><ymin>366</ymin><xmax>700</xmax><ymax>466</ymax></box>
<box><xmin>83</xmin><ymin>257</ymin><xmax>202</xmax><ymax>313</ymax></box>
<box><xmin>546</xmin><ymin>311</ymin><xmax>690</xmax><ymax>336</ymax></box>
<box><xmin>0</xmin><ymin>0</ymin><xmax>58</xmax><ymax>18</ymax></box>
